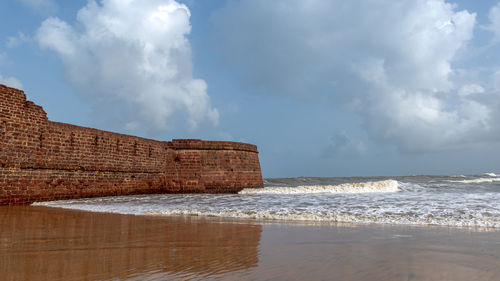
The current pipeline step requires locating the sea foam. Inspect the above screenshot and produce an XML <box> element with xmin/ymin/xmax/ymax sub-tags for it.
<box><xmin>239</xmin><ymin>179</ymin><xmax>400</xmax><ymax>194</ymax></box>
<box><xmin>447</xmin><ymin>178</ymin><xmax>500</xmax><ymax>184</ymax></box>
<box><xmin>32</xmin><ymin>175</ymin><xmax>500</xmax><ymax>230</ymax></box>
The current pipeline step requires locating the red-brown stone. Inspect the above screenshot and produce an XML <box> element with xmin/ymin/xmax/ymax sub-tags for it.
<box><xmin>0</xmin><ymin>84</ymin><xmax>263</xmax><ymax>205</ymax></box>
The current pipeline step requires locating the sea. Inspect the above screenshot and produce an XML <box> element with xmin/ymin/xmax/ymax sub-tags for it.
<box><xmin>34</xmin><ymin>173</ymin><xmax>500</xmax><ymax>230</ymax></box>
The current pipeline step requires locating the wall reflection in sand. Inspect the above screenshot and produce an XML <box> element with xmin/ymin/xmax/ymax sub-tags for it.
<box><xmin>0</xmin><ymin>206</ymin><xmax>262</xmax><ymax>280</ymax></box>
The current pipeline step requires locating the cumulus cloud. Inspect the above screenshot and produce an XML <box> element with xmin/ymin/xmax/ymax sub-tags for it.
<box><xmin>212</xmin><ymin>0</ymin><xmax>500</xmax><ymax>152</ymax></box>
<box><xmin>36</xmin><ymin>0</ymin><xmax>218</xmax><ymax>132</ymax></box>
<box><xmin>0</xmin><ymin>74</ymin><xmax>23</xmax><ymax>89</ymax></box>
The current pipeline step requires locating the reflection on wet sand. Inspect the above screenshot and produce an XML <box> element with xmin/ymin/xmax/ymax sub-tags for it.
<box><xmin>2</xmin><ymin>206</ymin><xmax>500</xmax><ymax>280</ymax></box>
<box><xmin>0</xmin><ymin>206</ymin><xmax>261</xmax><ymax>281</ymax></box>
<box><xmin>253</xmin><ymin>224</ymin><xmax>500</xmax><ymax>281</ymax></box>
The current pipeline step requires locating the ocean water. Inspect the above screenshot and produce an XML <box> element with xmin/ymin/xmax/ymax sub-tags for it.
<box><xmin>34</xmin><ymin>173</ymin><xmax>500</xmax><ymax>229</ymax></box>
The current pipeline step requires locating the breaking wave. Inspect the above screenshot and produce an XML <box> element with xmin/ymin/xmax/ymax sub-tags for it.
<box><xmin>32</xmin><ymin>174</ymin><xmax>500</xmax><ymax>230</ymax></box>
<box><xmin>483</xmin><ymin>173</ymin><xmax>497</xmax><ymax>177</ymax></box>
<box><xmin>447</xmin><ymin>178</ymin><xmax>500</xmax><ymax>184</ymax></box>
<box><xmin>239</xmin><ymin>180</ymin><xmax>400</xmax><ymax>194</ymax></box>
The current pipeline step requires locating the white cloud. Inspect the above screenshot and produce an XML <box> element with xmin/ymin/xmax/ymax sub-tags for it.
<box><xmin>495</xmin><ymin>70</ymin><xmax>500</xmax><ymax>91</ymax></box>
<box><xmin>36</xmin><ymin>0</ymin><xmax>218</xmax><ymax>132</ymax></box>
<box><xmin>0</xmin><ymin>74</ymin><xmax>23</xmax><ymax>89</ymax></box>
<box><xmin>212</xmin><ymin>0</ymin><xmax>500</xmax><ymax>152</ymax></box>
<box><xmin>458</xmin><ymin>84</ymin><xmax>484</xmax><ymax>97</ymax></box>
<box><xmin>486</xmin><ymin>2</ymin><xmax>500</xmax><ymax>42</ymax></box>
<box><xmin>7</xmin><ymin>32</ymin><xmax>30</xmax><ymax>48</ymax></box>
<box><xmin>17</xmin><ymin>0</ymin><xmax>57</xmax><ymax>14</ymax></box>
<box><xmin>358</xmin><ymin>68</ymin><xmax>490</xmax><ymax>151</ymax></box>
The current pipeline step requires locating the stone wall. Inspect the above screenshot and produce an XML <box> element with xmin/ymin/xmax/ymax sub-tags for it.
<box><xmin>166</xmin><ymin>139</ymin><xmax>262</xmax><ymax>193</ymax></box>
<box><xmin>0</xmin><ymin>84</ymin><xmax>263</xmax><ymax>204</ymax></box>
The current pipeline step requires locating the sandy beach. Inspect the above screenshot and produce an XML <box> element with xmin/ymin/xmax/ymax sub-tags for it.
<box><xmin>1</xmin><ymin>205</ymin><xmax>499</xmax><ymax>280</ymax></box>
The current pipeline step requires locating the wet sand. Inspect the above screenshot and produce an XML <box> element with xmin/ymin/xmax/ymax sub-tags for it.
<box><xmin>1</xmin><ymin>206</ymin><xmax>499</xmax><ymax>280</ymax></box>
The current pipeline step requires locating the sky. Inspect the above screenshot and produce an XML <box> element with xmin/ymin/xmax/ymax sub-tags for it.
<box><xmin>1</xmin><ymin>0</ymin><xmax>500</xmax><ymax>178</ymax></box>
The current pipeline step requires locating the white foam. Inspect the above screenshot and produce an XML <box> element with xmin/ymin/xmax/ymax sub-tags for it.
<box><xmin>32</xmin><ymin>176</ymin><xmax>500</xmax><ymax>230</ymax></box>
<box><xmin>483</xmin><ymin>173</ymin><xmax>497</xmax><ymax>177</ymax></box>
<box><xmin>447</xmin><ymin>178</ymin><xmax>500</xmax><ymax>184</ymax></box>
<box><xmin>34</xmin><ymin>201</ymin><xmax>500</xmax><ymax>230</ymax></box>
<box><xmin>140</xmin><ymin>207</ymin><xmax>500</xmax><ymax>229</ymax></box>
<box><xmin>239</xmin><ymin>180</ymin><xmax>400</xmax><ymax>194</ymax></box>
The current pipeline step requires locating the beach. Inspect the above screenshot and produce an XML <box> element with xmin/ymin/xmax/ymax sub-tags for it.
<box><xmin>1</xmin><ymin>205</ymin><xmax>499</xmax><ymax>280</ymax></box>
<box><xmin>3</xmin><ymin>0</ymin><xmax>500</xmax><ymax>279</ymax></box>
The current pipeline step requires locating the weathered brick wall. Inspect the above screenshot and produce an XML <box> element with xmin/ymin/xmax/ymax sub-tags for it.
<box><xmin>166</xmin><ymin>139</ymin><xmax>262</xmax><ymax>193</ymax></box>
<box><xmin>0</xmin><ymin>84</ymin><xmax>263</xmax><ymax>204</ymax></box>
<box><xmin>0</xmin><ymin>85</ymin><xmax>48</xmax><ymax>169</ymax></box>
<box><xmin>43</xmin><ymin>122</ymin><xmax>166</xmax><ymax>173</ymax></box>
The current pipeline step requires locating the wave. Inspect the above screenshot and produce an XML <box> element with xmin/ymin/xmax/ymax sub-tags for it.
<box><xmin>483</xmin><ymin>173</ymin><xmax>497</xmax><ymax>177</ymax></box>
<box><xmin>447</xmin><ymin>178</ymin><xmax>500</xmax><ymax>184</ymax></box>
<box><xmin>142</xmin><ymin>208</ymin><xmax>500</xmax><ymax>229</ymax></box>
<box><xmin>33</xmin><ymin>201</ymin><xmax>500</xmax><ymax>230</ymax></box>
<box><xmin>31</xmin><ymin>175</ymin><xmax>500</xmax><ymax>230</ymax></box>
<box><xmin>239</xmin><ymin>180</ymin><xmax>400</xmax><ymax>194</ymax></box>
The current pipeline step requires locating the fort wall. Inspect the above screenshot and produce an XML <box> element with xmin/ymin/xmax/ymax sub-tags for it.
<box><xmin>0</xmin><ymin>84</ymin><xmax>263</xmax><ymax>204</ymax></box>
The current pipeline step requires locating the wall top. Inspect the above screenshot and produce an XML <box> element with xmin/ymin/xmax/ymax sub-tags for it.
<box><xmin>168</xmin><ymin>139</ymin><xmax>258</xmax><ymax>153</ymax></box>
<box><xmin>1</xmin><ymin>84</ymin><xmax>259</xmax><ymax>153</ymax></box>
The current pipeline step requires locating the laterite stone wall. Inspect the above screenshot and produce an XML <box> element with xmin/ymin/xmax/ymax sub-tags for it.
<box><xmin>0</xmin><ymin>84</ymin><xmax>263</xmax><ymax>204</ymax></box>
<box><xmin>165</xmin><ymin>139</ymin><xmax>262</xmax><ymax>193</ymax></box>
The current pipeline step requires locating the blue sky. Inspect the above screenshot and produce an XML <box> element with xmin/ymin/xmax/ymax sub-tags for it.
<box><xmin>1</xmin><ymin>0</ymin><xmax>500</xmax><ymax>178</ymax></box>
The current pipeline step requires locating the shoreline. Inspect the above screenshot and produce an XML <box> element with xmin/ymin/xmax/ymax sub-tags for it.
<box><xmin>1</xmin><ymin>205</ymin><xmax>499</xmax><ymax>280</ymax></box>
<box><xmin>33</xmin><ymin>198</ymin><xmax>500</xmax><ymax>232</ymax></box>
